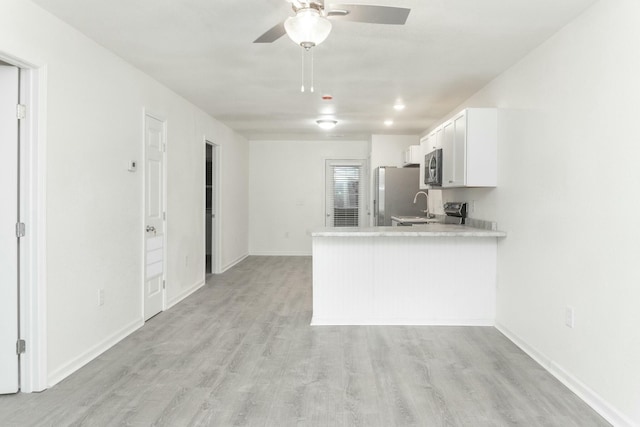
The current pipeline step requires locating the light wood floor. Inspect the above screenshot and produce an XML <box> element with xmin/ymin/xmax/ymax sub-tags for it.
<box><xmin>0</xmin><ymin>256</ymin><xmax>609</xmax><ymax>426</ymax></box>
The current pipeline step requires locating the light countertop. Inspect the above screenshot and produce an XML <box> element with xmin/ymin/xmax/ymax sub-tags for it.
<box><xmin>311</xmin><ymin>223</ymin><xmax>506</xmax><ymax>238</ymax></box>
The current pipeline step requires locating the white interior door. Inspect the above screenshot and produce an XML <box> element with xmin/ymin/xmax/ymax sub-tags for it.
<box><xmin>144</xmin><ymin>114</ymin><xmax>166</xmax><ymax>321</ymax></box>
<box><xmin>0</xmin><ymin>65</ymin><xmax>20</xmax><ymax>394</ymax></box>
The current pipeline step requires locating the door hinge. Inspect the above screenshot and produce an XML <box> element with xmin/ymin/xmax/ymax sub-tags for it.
<box><xmin>16</xmin><ymin>222</ymin><xmax>26</xmax><ymax>238</ymax></box>
<box><xmin>16</xmin><ymin>339</ymin><xmax>26</xmax><ymax>355</ymax></box>
<box><xmin>16</xmin><ymin>104</ymin><xmax>26</xmax><ymax>120</ymax></box>
<box><xmin>162</xmin><ymin>279</ymin><xmax>166</xmax><ymax>289</ymax></box>
<box><xmin>163</xmin><ymin>143</ymin><xmax>167</xmax><ymax>153</ymax></box>
<box><xmin>163</xmin><ymin>211</ymin><xmax>166</xmax><ymax>221</ymax></box>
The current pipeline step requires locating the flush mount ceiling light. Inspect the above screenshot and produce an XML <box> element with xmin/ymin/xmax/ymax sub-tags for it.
<box><xmin>384</xmin><ymin>119</ymin><xmax>394</xmax><ymax>126</ymax></box>
<box><xmin>284</xmin><ymin>6</ymin><xmax>332</xmax><ymax>50</ymax></box>
<box><xmin>316</xmin><ymin>119</ymin><xmax>338</xmax><ymax>130</ymax></box>
<box><xmin>393</xmin><ymin>103</ymin><xmax>406</xmax><ymax>111</ymax></box>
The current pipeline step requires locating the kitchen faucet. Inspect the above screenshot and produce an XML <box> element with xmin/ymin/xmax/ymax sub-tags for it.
<box><xmin>413</xmin><ymin>191</ymin><xmax>432</xmax><ymax>217</ymax></box>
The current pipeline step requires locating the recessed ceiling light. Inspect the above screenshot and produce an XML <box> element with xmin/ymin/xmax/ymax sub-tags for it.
<box><xmin>317</xmin><ymin>119</ymin><xmax>338</xmax><ymax>130</ymax></box>
<box><xmin>384</xmin><ymin>119</ymin><xmax>394</xmax><ymax>126</ymax></box>
<box><xmin>393</xmin><ymin>103</ymin><xmax>405</xmax><ymax>111</ymax></box>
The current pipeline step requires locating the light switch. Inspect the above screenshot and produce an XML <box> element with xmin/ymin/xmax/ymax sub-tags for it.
<box><xmin>128</xmin><ymin>160</ymin><xmax>137</xmax><ymax>172</ymax></box>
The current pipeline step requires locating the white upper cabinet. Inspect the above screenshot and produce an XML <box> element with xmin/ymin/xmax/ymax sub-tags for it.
<box><xmin>441</xmin><ymin>119</ymin><xmax>455</xmax><ymax>186</ymax></box>
<box><xmin>433</xmin><ymin>127</ymin><xmax>443</xmax><ymax>150</ymax></box>
<box><xmin>441</xmin><ymin>108</ymin><xmax>497</xmax><ymax>188</ymax></box>
<box><xmin>402</xmin><ymin>145</ymin><xmax>422</xmax><ymax>166</ymax></box>
<box><xmin>419</xmin><ymin>136</ymin><xmax>428</xmax><ymax>189</ymax></box>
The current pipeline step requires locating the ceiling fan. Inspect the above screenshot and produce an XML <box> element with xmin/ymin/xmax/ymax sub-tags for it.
<box><xmin>254</xmin><ymin>1</ymin><xmax>411</xmax><ymax>49</ymax></box>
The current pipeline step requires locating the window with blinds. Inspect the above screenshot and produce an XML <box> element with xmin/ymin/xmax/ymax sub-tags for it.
<box><xmin>325</xmin><ymin>160</ymin><xmax>367</xmax><ymax>227</ymax></box>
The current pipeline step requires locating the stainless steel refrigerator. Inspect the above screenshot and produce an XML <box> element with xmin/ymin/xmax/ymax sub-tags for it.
<box><xmin>373</xmin><ymin>166</ymin><xmax>423</xmax><ymax>226</ymax></box>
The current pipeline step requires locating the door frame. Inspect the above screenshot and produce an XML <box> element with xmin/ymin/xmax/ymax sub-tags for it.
<box><xmin>142</xmin><ymin>110</ymin><xmax>168</xmax><ymax>318</ymax></box>
<box><xmin>204</xmin><ymin>139</ymin><xmax>221</xmax><ymax>274</ymax></box>
<box><xmin>0</xmin><ymin>51</ymin><xmax>48</xmax><ymax>392</ymax></box>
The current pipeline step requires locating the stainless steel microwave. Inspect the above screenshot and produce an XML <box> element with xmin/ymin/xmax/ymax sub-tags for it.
<box><xmin>424</xmin><ymin>149</ymin><xmax>443</xmax><ymax>186</ymax></box>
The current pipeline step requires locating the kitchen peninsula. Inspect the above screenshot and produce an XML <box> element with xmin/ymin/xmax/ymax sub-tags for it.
<box><xmin>311</xmin><ymin>224</ymin><xmax>506</xmax><ymax>326</ymax></box>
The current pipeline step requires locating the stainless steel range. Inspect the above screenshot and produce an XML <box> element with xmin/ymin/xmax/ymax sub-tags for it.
<box><xmin>443</xmin><ymin>202</ymin><xmax>467</xmax><ymax>224</ymax></box>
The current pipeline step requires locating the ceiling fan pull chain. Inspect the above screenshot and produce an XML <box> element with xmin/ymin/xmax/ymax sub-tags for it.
<box><xmin>310</xmin><ymin>48</ymin><xmax>315</xmax><ymax>93</ymax></box>
<box><xmin>300</xmin><ymin>48</ymin><xmax>305</xmax><ymax>92</ymax></box>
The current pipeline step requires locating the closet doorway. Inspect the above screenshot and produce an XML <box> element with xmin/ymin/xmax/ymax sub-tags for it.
<box><xmin>205</xmin><ymin>141</ymin><xmax>220</xmax><ymax>275</ymax></box>
<box><xmin>0</xmin><ymin>64</ymin><xmax>20</xmax><ymax>394</ymax></box>
<box><xmin>0</xmin><ymin>55</ymin><xmax>46</xmax><ymax>393</ymax></box>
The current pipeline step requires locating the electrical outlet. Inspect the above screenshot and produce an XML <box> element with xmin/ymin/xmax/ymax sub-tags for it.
<box><xmin>565</xmin><ymin>306</ymin><xmax>574</xmax><ymax>328</ymax></box>
<box><xmin>99</xmin><ymin>289</ymin><xmax>105</xmax><ymax>306</ymax></box>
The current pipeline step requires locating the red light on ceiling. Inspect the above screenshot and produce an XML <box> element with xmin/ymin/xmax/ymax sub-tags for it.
<box><xmin>322</xmin><ymin>95</ymin><xmax>333</xmax><ymax>100</ymax></box>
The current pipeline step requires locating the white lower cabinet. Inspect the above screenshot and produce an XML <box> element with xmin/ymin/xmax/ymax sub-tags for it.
<box><xmin>440</xmin><ymin>108</ymin><xmax>497</xmax><ymax>188</ymax></box>
<box><xmin>312</xmin><ymin>234</ymin><xmax>498</xmax><ymax>326</ymax></box>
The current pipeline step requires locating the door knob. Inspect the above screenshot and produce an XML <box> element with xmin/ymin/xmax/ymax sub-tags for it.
<box><xmin>146</xmin><ymin>225</ymin><xmax>156</xmax><ymax>235</ymax></box>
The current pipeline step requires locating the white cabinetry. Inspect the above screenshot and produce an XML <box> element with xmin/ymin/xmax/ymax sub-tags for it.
<box><xmin>402</xmin><ymin>145</ymin><xmax>421</xmax><ymax>166</ymax></box>
<box><xmin>431</xmin><ymin>128</ymin><xmax>443</xmax><ymax>151</ymax></box>
<box><xmin>441</xmin><ymin>120</ymin><xmax>455</xmax><ymax>186</ymax></box>
<box><xmin>440</xmin><ymin>108</ymin><xmax>497</xmax><ymax>188</ymax></box>
<box><xmin>312</xmin><ymin>232</ymin><xmax>499</xmax><ymax>326</ymax></box>
<box><xmin>419</xmin><ymin>137</ymin><xmax>428</xmax><ymax>189</ymax></box>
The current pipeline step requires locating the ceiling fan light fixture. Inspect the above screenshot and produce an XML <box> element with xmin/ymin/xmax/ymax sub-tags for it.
<box><xmin>316</xmin><ymin>119</ymin><xmax>338</xmax><ymax>130</ymax></box>
<box><xmin>284</xmin><ymin>8</ymin><xmax>332</xmax><ymax>49</ymax></box>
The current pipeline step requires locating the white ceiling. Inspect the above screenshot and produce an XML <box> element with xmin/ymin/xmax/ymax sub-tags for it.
<box><xmin>30</xmin><ymin>0</ymin><xmax>597</xmax><ymax>140</ymax></box>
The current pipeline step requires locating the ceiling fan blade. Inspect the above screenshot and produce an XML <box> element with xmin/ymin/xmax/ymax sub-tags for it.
<box><xmin>253</xmin><ymin>21</ymin><xmax>287</xmax><ymax>43</ymax></box>
<box><xmin>328</xmin><ymin>4</ymin><xmax>410</xmax><ymax>25</ymax></box>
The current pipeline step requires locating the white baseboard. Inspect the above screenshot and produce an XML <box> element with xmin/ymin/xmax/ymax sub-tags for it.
<box><xmin>221</xmin><ymin>253</ymin><xmax>248</xmax><ymax>273</ymax></box>
<box><xmin>311</xmin><ymin>317</ymin><xmax>494</xmax><ymax>326</ymax></box>
<box><xmin>166</xmin><ymin>279</ymin><xmax>205</xmax><ymax>309</ymax></box>
<box><xmin>249</xmin><ymin>251</ymin><xmax>312</xmax><ymax>257</ymax></box>
<box><xmin>47</xmin><ymin>317</ymin><xmax>143</xmax><ymax>387</ymax></box>
<box><xmin>496</xmin><ymin>322</ymin><xmax>635</xmax><ymax>427</ymax></box>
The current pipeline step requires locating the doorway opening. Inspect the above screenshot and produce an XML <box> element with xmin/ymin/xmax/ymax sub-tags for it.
<box><xmin>0</xmin><ymin>63</ymin><xmax>20</xmax><ymax>395</ymax></box>
<box><xmin>0</xmin><ymin>53</ymin><xmax>46</xmax><ymax>393</ymax></box>
<box><xmin>205</xmin><ymin>141</ymin><xmax>219</xmax><ymax>275</ymax></box>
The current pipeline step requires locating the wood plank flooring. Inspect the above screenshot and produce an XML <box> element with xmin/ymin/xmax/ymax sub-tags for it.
<box><xmin>0</xmin><ymin>256</ymin><xmax>609</xmax><ymax>426</ymax></box>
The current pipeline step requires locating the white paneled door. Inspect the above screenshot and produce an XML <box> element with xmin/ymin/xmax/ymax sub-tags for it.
<box><xmin>144</xmin><ymin>114</ymin><xmax>166</xmax><ymax>321</ymax></box>
<box><xmin>0</xmin><ymin>65</ymin><xmax>20</xmax><ymax>394</ymax></box>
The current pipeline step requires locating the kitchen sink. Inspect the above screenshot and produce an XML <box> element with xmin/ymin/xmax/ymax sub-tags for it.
<box><xmin>391</xmin><ymin>216</ymin><xmax>440</xmax><ymax>225</ymax></box>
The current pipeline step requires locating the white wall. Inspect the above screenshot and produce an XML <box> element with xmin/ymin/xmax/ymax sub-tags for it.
<box><xmin>432</xmin><ymin>0</ymin><xmax>640</xmax><ymax>424</ymax></box>
<box><xmin>0</xmin><ymin>0</ymin><xmax>249</xmax><ymax>386</ymax></box>
<box><xmin>370</xmin><ymin>134</ymin><xmax>419</xmax><ymax>170</ymax></box>
<box><xmin>249</xmin><ymin>140</ymin><xmax>369</xmax><ymax>255</ymax></box>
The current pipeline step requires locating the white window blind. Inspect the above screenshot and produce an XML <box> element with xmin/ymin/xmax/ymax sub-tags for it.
<box><xmin>325</xmin><ymin>160</ymin><xmax>367</xmax><ymax>227</ymax></box>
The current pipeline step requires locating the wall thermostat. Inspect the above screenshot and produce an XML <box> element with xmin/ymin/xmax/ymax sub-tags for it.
<box><xmin>128</xmin><ymin>160</ymin><xmax>137</xmax><ymax>172</ymax></box>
